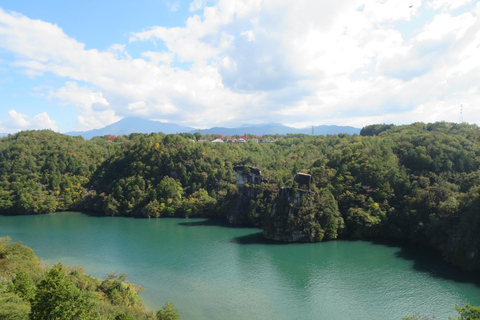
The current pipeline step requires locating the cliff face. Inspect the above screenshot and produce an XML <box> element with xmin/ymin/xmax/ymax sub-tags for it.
<box><xmin>227</xmin><ymin>168</ymin><xmax>343</xmax><ymax>243</ymax></box>
<box><xmin>262</xmin><ymin>172</ymin><xmax>343</xmax><ymax>243</ymax></box>
<box><xmin>262</xmin><ymin>187</ymin><xmax>319</xmax><ymax>242</ymax></box>
<box><xmin>228</xmin><ymin>169</ymin><xmax>323</xmax><ymax>241</ymax></box>
<box><xmin>226</xmin><ymin>166</ymin><xmax>269</xmax><ymax>225</ymax></box>
<box><xmin>234</xmin><ymin>166</ymin><xmax>263</xmax><ymax>188</ymax></box>
<box><xmin>440</xmin><ymin>229</ymin><xmax>480</xmax><ymax>271</ymax></box>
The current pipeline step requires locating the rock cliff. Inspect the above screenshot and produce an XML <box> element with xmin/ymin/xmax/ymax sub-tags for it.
<box><xmin>262</xmin><ymin>187</ymin><xmax>319</xmax><ymax>242</ymax></box>
<box><xmin>226</xmin><ymin>166</ymin><xmax>269</xmax><ymax>225</ymax></box>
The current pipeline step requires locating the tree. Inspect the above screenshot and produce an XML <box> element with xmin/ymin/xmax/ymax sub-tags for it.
<box><xmin>114</xmin><ymin>312</ymin><xmax>137</xmax><ymax>320</ymax></box>
<box><xmin>99</xmin><ymin>271</ymin><xmax>143</xmax><ymax>307</ymax></box>
<box><xmin>156</xmin><ymin>302</ymin><xmax>179</xmax><ymax>320</ymax></box>
<box><xmin>0</xmin><ymin>292</ymin><xmax>30</xmax><ymax>320</ymax></box>
<box><xmin>30</xmin><ymin>264</ymin><xmax>98</xmax><ymax>320</ymax></box>
<box><xmin>8</xmin><ymin>271</ymin><xmax>35</xmax><ymax>302</ymax></box>
<box><xmin>453</xmin><ymin>304</ymin><xmax>480</xmax><ymax>320</ymax></box>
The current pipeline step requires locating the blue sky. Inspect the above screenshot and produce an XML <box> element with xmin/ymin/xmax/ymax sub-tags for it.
<box><xmin>0</xmin><ymin>0</ymin><xmax>479</xmax><ymax>133</ymax></box>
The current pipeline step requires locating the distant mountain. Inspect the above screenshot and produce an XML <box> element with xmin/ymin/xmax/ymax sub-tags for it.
<box><xmin>237</xmin><ymin>122</ymin><xmax>284</xmax><ymax>128</ymax></box>
<box><xmin>65</xmin><ymin>117</ymin><xmax>195</xmax><ymax>139</ymax></box>
<box><xmin>64</xmin><ymin>117</ymin><xmax>360</xmax><ymax>139</ymax></box>
<box><xmin>197</xmin><ymin>123</ymin><xmax>360</xmax><ymax>136</ymax></box>
<box><xmin>301</xmin><ymin>125</ymin><xmax>361</xmax><ymax>136</ymax></box>
<box><xmin>197</xmin><ymin>123</ymin><xmax>299</xmax><ymax>136</ymax></box>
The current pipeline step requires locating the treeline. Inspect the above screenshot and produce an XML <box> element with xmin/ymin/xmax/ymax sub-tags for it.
<box><xmin>0</xmin><ymin>130</ymin><xmax>116</xmax><ymax>214</ymax></box>
<box><xmin>0</xmin><ymin>236</ymin><xmax>179</xmax><ymax>320</ymax></box>
<box><xmin>0</xmin><ymin>122</ymin><xmax>479</xmax><ymax>270</ymax></box>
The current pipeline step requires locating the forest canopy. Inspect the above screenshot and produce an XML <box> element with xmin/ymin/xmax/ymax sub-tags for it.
<box><xmin>0</xmin><ymin>122</ymin><xmax>479</xmax><ymax>271</ymax></box>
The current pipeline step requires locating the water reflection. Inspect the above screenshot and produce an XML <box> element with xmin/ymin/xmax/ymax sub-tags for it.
<box><xmin>1</xmin><ymin>213</ymin><xmax>479</xmax><ymax>320</ymax></box>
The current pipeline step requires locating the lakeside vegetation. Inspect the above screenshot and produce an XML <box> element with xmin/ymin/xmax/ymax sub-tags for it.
<box><xmin>1</xmin><ymin>236</ymin><xmax>479</xmax><ymax>319</ymax></box>
<box><xmin>0</xmin><ymin>122</ymin><xmax>479</xmax><ymax>273</ymax></box>
<box><xmin>0</xmin><ymin>236</ymin><xmax>179</xmax><ymax>320</ymax></box>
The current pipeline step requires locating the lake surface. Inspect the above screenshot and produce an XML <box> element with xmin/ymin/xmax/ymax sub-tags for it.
<box><xmin>1</xmin><ymin>212</ymin><xmax>479</xmax><ymax>319</ymax></box>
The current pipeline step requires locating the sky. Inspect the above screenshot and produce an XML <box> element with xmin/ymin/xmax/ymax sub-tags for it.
<box><xmin>0</xmin><ymin>0</ymin><xmax>479</xmax><ymax>133</ymax></box>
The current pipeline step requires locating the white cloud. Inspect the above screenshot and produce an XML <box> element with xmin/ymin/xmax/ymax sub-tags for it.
<box><xmin>189</xmin><ymin>0</ymin><xmax>208</xmax><ymax>12</ymax></box>
<box><xmin>51</xmin><ymin>81</ymin><xmax>109</xmax><ymax>113</ymax></box>
<box><xmin>141</xmin><ymin>51</ymin><xmax>174</xmax><ymax>65</ymax></box>
<box><xmin>49</xmin><ymin>82</ymin><xmax>119</xmax><ymax>130</ymax></box>
<box><xmin>1</xmin><ymin>109</ymin><xmax>57</xmax><ymax>132</ymax></box>
<box><xmin>128</xmin><ymin>101</ymin><xmax>149</xmax><ymax>115</ymax></box>
<box><xmin>427</xmin><ymin>0</ymin><xmax>476</xmax><ymax>12</ymax></box>
<box><xmin>32</xmin><ymin>112</ymin><xmax>57</xmax><ymax>130</ymax></box>
<box><xmin>1</xmin><ymin>1</ymin><xmax>480</xmax><ymax>131</ymax></box>
<box><xmin>240</xmin><ymin>30</ymin><xmax>255</xmax><ymax>42</ymax></box>
<box><xmin>363</xmin><ymin>0</ymin><xmax>423</xmax><ymax>22</ymax></box>
<box><xmin>416</xmin><ymin>12</ymin><xmax>475</xmax><ymax>42</ymax></box>
<box><xmin>168</xmin><ymin>1</ymin><xmax>180</xmax><ymax>12</ymax></box>
<box><xmin>1</xmin><ymin>8</ymin><xmax>256</xmax><ymax>128</ymax></box>
<box><xmin>6</xmin><ymin>109</ymin><xmax>30</xmax><ymax>128</ymax></box>
<box><xmin>77</xmin><ymin>109</ymin><xmax>120</xmax><ymax>131</ymax></box>
<box><xmin>107</xmin><ymin>44</ymin><xmax>131</xmax><ymax>59</ymax></box>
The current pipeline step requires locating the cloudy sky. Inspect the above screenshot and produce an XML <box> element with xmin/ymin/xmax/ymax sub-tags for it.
<box><xmin>0</xmin><ymin>0</ymin><xmax>479</xmax><ymax>133</ymax></box>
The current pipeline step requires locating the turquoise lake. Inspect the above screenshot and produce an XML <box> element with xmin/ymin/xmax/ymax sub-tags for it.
<box><xmin>1</xmin><ymin>212</ymin><xmax>479</xmax><ymax>319</ymax></box>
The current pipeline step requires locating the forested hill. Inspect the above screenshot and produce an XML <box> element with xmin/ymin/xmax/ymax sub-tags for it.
<box><xmin>1</xmin><ymin>122</ymin><xmax>480</xmax><ymax>271</ymax></box>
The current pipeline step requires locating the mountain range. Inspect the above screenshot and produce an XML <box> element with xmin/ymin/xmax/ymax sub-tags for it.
<box><xmin>64</xmin><ymin>117</ymin><xmax>361</xmax><ymax>139</ymax></box>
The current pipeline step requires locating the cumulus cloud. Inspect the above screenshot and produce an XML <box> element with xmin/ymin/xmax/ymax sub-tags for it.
<box><xmin>77</xmin><ymin>109</ymin><xmax>120</xmax><ymax>131</ymax></box>
<box><xmin>48</xmin><ymin>82</ymin><xmax>120</xmax><ymax>130</ymax></box>
<box><xmin>1</xmin><ymin>109</ymin><xmax>57</xmax><ymax>132</ymax></box>
<box><xmin>141</xmin><ymin>51</ymin><xmax>174</xmax><ymax>65</ymax></box>
<box><xmin>6</xmin><ymin>109</ymin><xmax>30</xmax><ymax>128</ymax></box>
<box><xmin>0</xmin><ymin>7</ymin><xmax>258</xmax><ymax>129</ymax></box>
<box><xmin>427</xmin><ymin>0</ymin><xmax>476</xmax><ymax>12</ymax></box>
<box><xmin>32</xmin><ymin>112</ymin><xmax>58</xmax><ymax>130</ymax></box>
<box><xmin>1</xmin><ymin>1</ymin><xmax>480</xmax><ymax>130</ymax></box>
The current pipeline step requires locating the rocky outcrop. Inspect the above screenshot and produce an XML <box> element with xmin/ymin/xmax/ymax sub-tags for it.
<box><xmin>294</xmin><ymin>173</ymin><xmax>311</xmax><ymax>189</ymax></box>
<box><xmin>262</xmin><ymin>187</ymin><xmax>318</xmax><ymax>242</ymax></box>
<box><xmin>442</xmin><ymin>233</ymin><xmax>480</xmax><ymax>271</ymax></box>
<box><xmin>233</xmin><ymin>166</ymin><xmax>263</xmax><ymax>188</ymax></box>
<box><xmin>227</xmin><ymin>166</ymin><xmax>269</xmax><ymax>225</ymax></box>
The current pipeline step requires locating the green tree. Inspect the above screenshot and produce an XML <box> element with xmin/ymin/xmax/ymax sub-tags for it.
<box><xmin>114</xmin><ymin>312</ymin><xmax>137</xmax><ymax>320</ymax></box>
<box><xmin>8</xmin><ymin>271</ymin><xmax>35</xmax><ymax>302</ymax></box>
<box><xmin>99</xmin><ymin>271</ymin><xmax>143</xmax><ymax>307</ymax></box>
<box><xmin>156</xmin><ymin>302</ymin><xmax>179</xmax><ymax>320</ymax></box>
<box><xmin>30</xmin><ymin>264</ymin><xmax>98</xmax><ymax>320</ymax></box>
<box><xmin>453</xmin><ymin>304</ymin><xmax>480</xmax><ymax>320</ymax></box>
<box><xmin>0</xmin><ymin>292</ymin><xmax>30</xmax><ymax>320</ymax></box>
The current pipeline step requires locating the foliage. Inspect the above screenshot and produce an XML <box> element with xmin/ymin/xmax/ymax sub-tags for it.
<box><xmin>1</xmin><ymin>123</ymin><xmax>480</xmax><ymax>270</ymax></box>
<box><xmin>0</xmin><ymin>130</ymin><xmax>115</xmax><ymax>215</ymax></box>
<box><xmin>453</xmin><ymin>304</ymin><xmax>480</xmax><ymax>320</ymax></box>
<box><xmin>0</xmin><ymin>292</ymin><xmax>30</xmax><ymax>320</ymax></box>
<box><xmin>99</xmin><ymin>271</ymin><xmax>143</xmax><ymax>307</ymax></box>
<box><xmin>30</xmin><ymin>264</ymin><xmax>98</xmax><ymax>320</ymax></box>
<box><xmin>0</xmin><ymin>238</ymin><xmax>158</xmax><ymax>320</ymax></box>
<box><xmin>156</xmin><ymin>302</ymin><xmax>179</xmax><ymax>320</ymax></box>
<box><xmin>8</xmin><ymin>271</ymin><xmax>36</xmax><ymax>302</ymax></box>
<box><xmin>403</xmin><ymin>303</ymin><xmax>480</xmax><ymax>320</ymax></box>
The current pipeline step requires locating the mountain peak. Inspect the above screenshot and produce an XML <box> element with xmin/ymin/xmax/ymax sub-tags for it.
<box><xmin>65</xmin><ymin>117</ymin><xmax>360</xmax><ymax>139</ymax></box>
